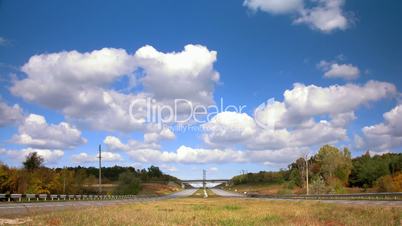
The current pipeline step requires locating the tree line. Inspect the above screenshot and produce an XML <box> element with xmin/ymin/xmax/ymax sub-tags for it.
<box><xmin>231</xmin><ymin>145</ymin><xmax>402</xmax><ymax>193</ymax></box>
<box><xmin>0</xmin><ymin>152</ymin><xmax>179</xmax><ymax>195</ymax></box>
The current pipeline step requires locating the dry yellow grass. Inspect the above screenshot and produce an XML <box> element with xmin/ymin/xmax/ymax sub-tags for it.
<box><xmin>138</xmin><ymin>183</ymin><xmax>181</xmax><ymax>195</ymax></box>
<box><xmin>15</xmin><ymin>197</ymin><xmax>402</xmax><ymax>226</ymax></box>
<box><xmin>225</xmin><ymin>183</ymin><xmax>302</xmax><ymax>195</ymax></box>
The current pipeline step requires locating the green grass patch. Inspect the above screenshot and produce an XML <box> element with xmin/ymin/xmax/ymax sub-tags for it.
<box><xmin>223</xmin><ymin>205</ymin><xmax>241</xmax><ymax>211</ymax></box>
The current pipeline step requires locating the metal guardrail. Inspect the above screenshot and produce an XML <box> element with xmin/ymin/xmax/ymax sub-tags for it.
<box><xmin>0</xmin><ymin>193</ymin><xmax>156</xmax><ymax>202</ymax></box>
<box><xmin>247</xmin><ymin>192</ymin><xmax>402</xmax><ymax>201</ymax></box>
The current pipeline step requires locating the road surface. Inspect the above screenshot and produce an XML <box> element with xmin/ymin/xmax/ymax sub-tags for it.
<box><xmin>1</xmin><ymin>189</ymin><xmax>401</xmax><ymax>217</ymax></box>
<box><xmin>166</xmin><ymin>189</ymin><xmax>197</xmax><ymax>198</ymax></box>
<box><xmin>210</xmin><ymin>188</ymin><xmax>244</xmax><ymax>197</ymax></box>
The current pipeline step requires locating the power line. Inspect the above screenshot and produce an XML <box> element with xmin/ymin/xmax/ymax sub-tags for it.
<box><xmin>98</xmin><ymin>144</ymin><xmax>102</xmax><ymax>194</ymax></box>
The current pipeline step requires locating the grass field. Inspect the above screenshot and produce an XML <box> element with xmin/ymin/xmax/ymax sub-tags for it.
<box><xmin>138</xmin><ymin>182</ymin><xmax>182</xmax><ymax>196</ymax></box>
<box><xmin>224</xmin><ymin>183</ymin><xmax>378</xmax><ymax>195</ymax></box>
<box><xmin>6</xmin><ymin>196</ymin><xmax>401</xmax><ymax>225</ymax></box>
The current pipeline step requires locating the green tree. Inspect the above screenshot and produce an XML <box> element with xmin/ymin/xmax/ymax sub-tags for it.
<box><xmin>147</xmin><ymin>165</ymin><xmax>162</xmax><ymax>178</ymax></box>
<box><xmin>23</xmin><ymin>152</ymin><xmax>44</xmax><ymax>171</ymax></box>
<box><xmin>315</xmin><ymin>145</ymin><xmax>352</xmax><ymax>185</ymax></box>
<box><xmin>114</xmin><ymin>171</ymin><xmax>141</xmax><ymax>195</ymax></box>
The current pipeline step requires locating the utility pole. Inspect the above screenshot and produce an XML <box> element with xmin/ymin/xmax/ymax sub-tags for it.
<box><xmin>305</xmin><ymin>154</ymin><xmax>309</xmax><ymax>195</ymax></box>
<box><xmin>98</xmin><ymin>144</ymin><xmax>102</xmax><ymax>194</ymax></box>
<box><xmin>63</xmin><ymin>166</ymin><xmax>66</xmax><ymax>194</ymax></box>
<box><xmin>202</xmin><ymin>169</ymin><xmax>206</xmax><ymax>190</ymax></box>
<box><xmin>203</xmin><ymin>169</ymin><xmax>208</xmax><ymax>198</ymax></box>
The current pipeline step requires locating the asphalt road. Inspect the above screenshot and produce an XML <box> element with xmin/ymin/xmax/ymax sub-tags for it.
<box><xmin>166</xmin><ymin>189</ymin><xmax>197</xmax><ymax>198</ymax></box>
<box><xmin>210</xmin><ymin>188</ymin><xmax>244</xmax><ymax>197</ymax></box>
<box><xmin>1</xmin><ymin>189</ymin><xmax>401</xmax><ymax>217</ymax></box>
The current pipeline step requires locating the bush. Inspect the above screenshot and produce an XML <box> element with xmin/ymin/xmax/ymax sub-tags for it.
<box><xmin>327</xmin><ymin>177</ymin><xmax>346</xmax><ymax>194</ymax></box>
<box><xmin>392</xmin><ymin>172</ymin><xmax>402</xmax><ymax>191</ymax></box>
<box><xmin>310</xmin><ymin>176</ymin><xmax>326</xmax><ymax>194</ymax></box>
<box><xmin>114</xmin><ymin>171</ymin><xmax>141</xmax><ymax>195</ymax></box>
<box><xmin>374</xmin><ymin>175</ymin><xmax>398</xmax><ymax>192</ymax></box>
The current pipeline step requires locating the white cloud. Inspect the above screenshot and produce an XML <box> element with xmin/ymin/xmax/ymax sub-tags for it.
<box><xmin>359</xmin><ymin>104</ymin><xmax>402</xmax><ymax>151</ymax></box>
<box><xmin>295</xmin><ymin>0</ymin><xmax>349</xmax><ymax>32</ymax></box>
<box><xmin>11</xmin><ymin>45</ymin><xmax>220</xmax><ymax>133</ymax></box>
<box><xmin>10</xmin><ymin>48</ymin><xmax>147</xmax><ymax>133</ymax></box>
<box><xmin>144</xmin><ymin>127</ymin><xmax>175</xmax><ymax>143</ymax></box>
<box><xmin>12</xmin><ymin>114</ymin><xmax>86</xmax><ymax>149</ymax></box>
<box><xmin>243</xmin><ymin>0</ymin><xmax>303</xmax><ymax>14</ymax></box>
<box><xmin>0</xmin><ymin>100</ymin><xmax>23</xmax><ymax>127</ymax></box>
<box><xmin>318</xmin><ymin>60</ymin><xmax>360</xmax><ymax>80</ymax></box>
<box><xmin>20</xmin><ymin>48</ymin><xmax>135</xmax><ymax>87</ymax></box>
<box><xmin>71</xmin><ymin>151</ymin><xmax>122</xmax><ymax>164</ymax></box>
<box><xmin>202</xmin><ymin>111</ymin><xmax>257</xmax><ymax>146</ymax></box>
<box><xmin>201</xmin><ymin>81</ymin><xmax>395</xmax><ymax>151</ymax></box>
<box><xmin>104</xmin><ymin>135</ymin><xmax>160</xmax><ymax>152</ymax></box>
<box><xmin>243</xmin><ymin>0</ymin><xmax>350</xmax><ymax>32</ymax></box>
<box><xmin>283</xmin><ymin>81</ymin><xmax>395</xmax><ymax>120</ymax></box>
<box><xmin>0</xmin><ymin>148</ymin><xmax>64</xmax><ymax>164</ymax></box>
<box><xmin>103</xmin><ymin>136</ymin><xmax>305</xmax><ymax>165</ymax></box>
<box><xmin>134</xmin><ymin>44</ymin><xmax>219</xmax><ymax>107</ymax></box>
<box><xmin>160</xmin><ymin>164</ymin><xmax>177</xmax><ymax>172</ymax></box>
<box><xmin>104</xmin><ymin>136</ymin><xmax>129</xmax><ymax>151</ymax></box>
<box><xmin>329</xmin><ymin>111</ymin><xmax>356</xmax><ymax>127</ymax></box>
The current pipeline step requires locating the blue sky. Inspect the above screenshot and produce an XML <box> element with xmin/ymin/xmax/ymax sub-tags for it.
<box><xmin>0</xmin><ymin>0</ymin><xmax>401</xmax><ymax>179</ymax></box>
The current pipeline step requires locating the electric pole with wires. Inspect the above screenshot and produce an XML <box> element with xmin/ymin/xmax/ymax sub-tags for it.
<box><xmin>98</xmin><ymin>144</ymin><xmax>102</xmax><ymax>194</ymax></box>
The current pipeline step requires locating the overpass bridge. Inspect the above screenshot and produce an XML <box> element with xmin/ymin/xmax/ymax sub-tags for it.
<box><xmin>180</xmin><ymin>179</ymin><xmax>230</xmax><ymax>188</ymax></box>
<box><xmin>179</xmin><ymin>170</ymin><xmax>230</xmax><ymax>189</ymax></box>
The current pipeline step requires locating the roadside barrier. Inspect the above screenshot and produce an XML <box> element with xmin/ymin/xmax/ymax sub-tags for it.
<box><xmin>0</xmin><ymin>194</ymin><xmax>158</xmax><ymax>202</ymax></box>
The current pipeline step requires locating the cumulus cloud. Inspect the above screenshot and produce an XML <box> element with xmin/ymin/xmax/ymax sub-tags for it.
<box><xmin>202</xmin><ymin>111</ymin><xmax>257</xmax><ymax>146</ymax></box>
<box><xmin>160</xmin><ymin>164</ymin><xmax>178</xmax><ymax>172</ymax></box>
<box><xmin>12</xmin><ymin>114</ymin><xmax>86</xmax><ymax>149</ymax></box>
<box><xmin>318</xmin><ymin>60</ymin><xmax>360</xmax><ymax>80</ymax></box>
<box><xmin>134</xmin><ymin>44</ymin><xmax>219</xmax><ymax>107</ymax></box>
<box><xmin>201</xmin><ymin>81</ymin><xmax>396</xmax><ymax>152</ymax></box>
<box><xmin>0</xmin><ymin>148</ymin><xmax>64</xmax><ymax>164</ymax></box>
<box><xmin>71</xmin><ymin>151</ymin><xmax>122</xmax><ymax>164</ymax></box>
<box><xmin>10</xmin><ymin>48</ymin><xmax>147</xmax><ymax>132</ymax></box>
<box><xmin>282</xmin><ymin>81</ymin><xmax>395</xmax><ymax>120</ymax></box>
<box><xmin>11</xmin><ymin>45</ymin><xmax>220</xmax><ymax>133</ymax></box>
<box><xmin>243</xmin><ymin>0</ymin><xmax>351</xmax><ymax>32</ymax></box>
<box><xmin>0</xmin><ymin>100</ymin><xmax>23</xmax><ymax>127</ymax></box>
<box><xmin>103</xmin><ymin>136</ymin><xmax>306</xmax><ymax>165</ymax></box>
<box><xmin>358</xmin><ymin>105</ymin><xmax>402</xmax><ymax>151</ymax></box>
<box><xmin>144</xmin><ymin>127</ymin><xmax>175</xmax><ymax>143</ymax></box>
<box><xmin>243</xmin><ymin>0</ymin><xmax>303</xmax><ymax>14</ymax></box>
<box><xmin>295</xmin><ymin>0</ymin><xmax>349</xmax><ymax>32</ymax></box>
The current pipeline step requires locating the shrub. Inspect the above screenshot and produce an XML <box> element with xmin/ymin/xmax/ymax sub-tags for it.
<box><xmin>310</xmin><ymin>176</ymin><xmax>326</xmax><ymax>194</ymax></box>
<box><xmin>114</xmin><ymin>171</ymin><xmax>141</xmax><ymax>195</ymax></box>
<box><xmin>392</xmin><ymin>172</ymin><xmax>402</xmax><ymax>192</ymax></box>
<box><xmin>374</xmin><ymin>175</ymin><xmax>398</xmax><ymax>192</ymax></box>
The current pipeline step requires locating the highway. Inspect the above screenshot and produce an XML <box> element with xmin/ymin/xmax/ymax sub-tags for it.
<box><xmin>166</xmin><ymin>188</ymin><xmax>197</xmax><ymax>198</ymax></box>
<box><xmin>1</xmin><ymin>189</ymin><xmax>401</xmax><ymax>217</ymax></box>
<box><xmin>210</xmin><ymin>189</ymin><xmax>244</xmax><ymax>197</ymax></box>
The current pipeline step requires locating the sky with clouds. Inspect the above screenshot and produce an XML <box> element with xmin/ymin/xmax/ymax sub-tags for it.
<box><xmin>0</xmin><ymin>0</ymin><xmax>401</xmax><ymax>179</ymax></box>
